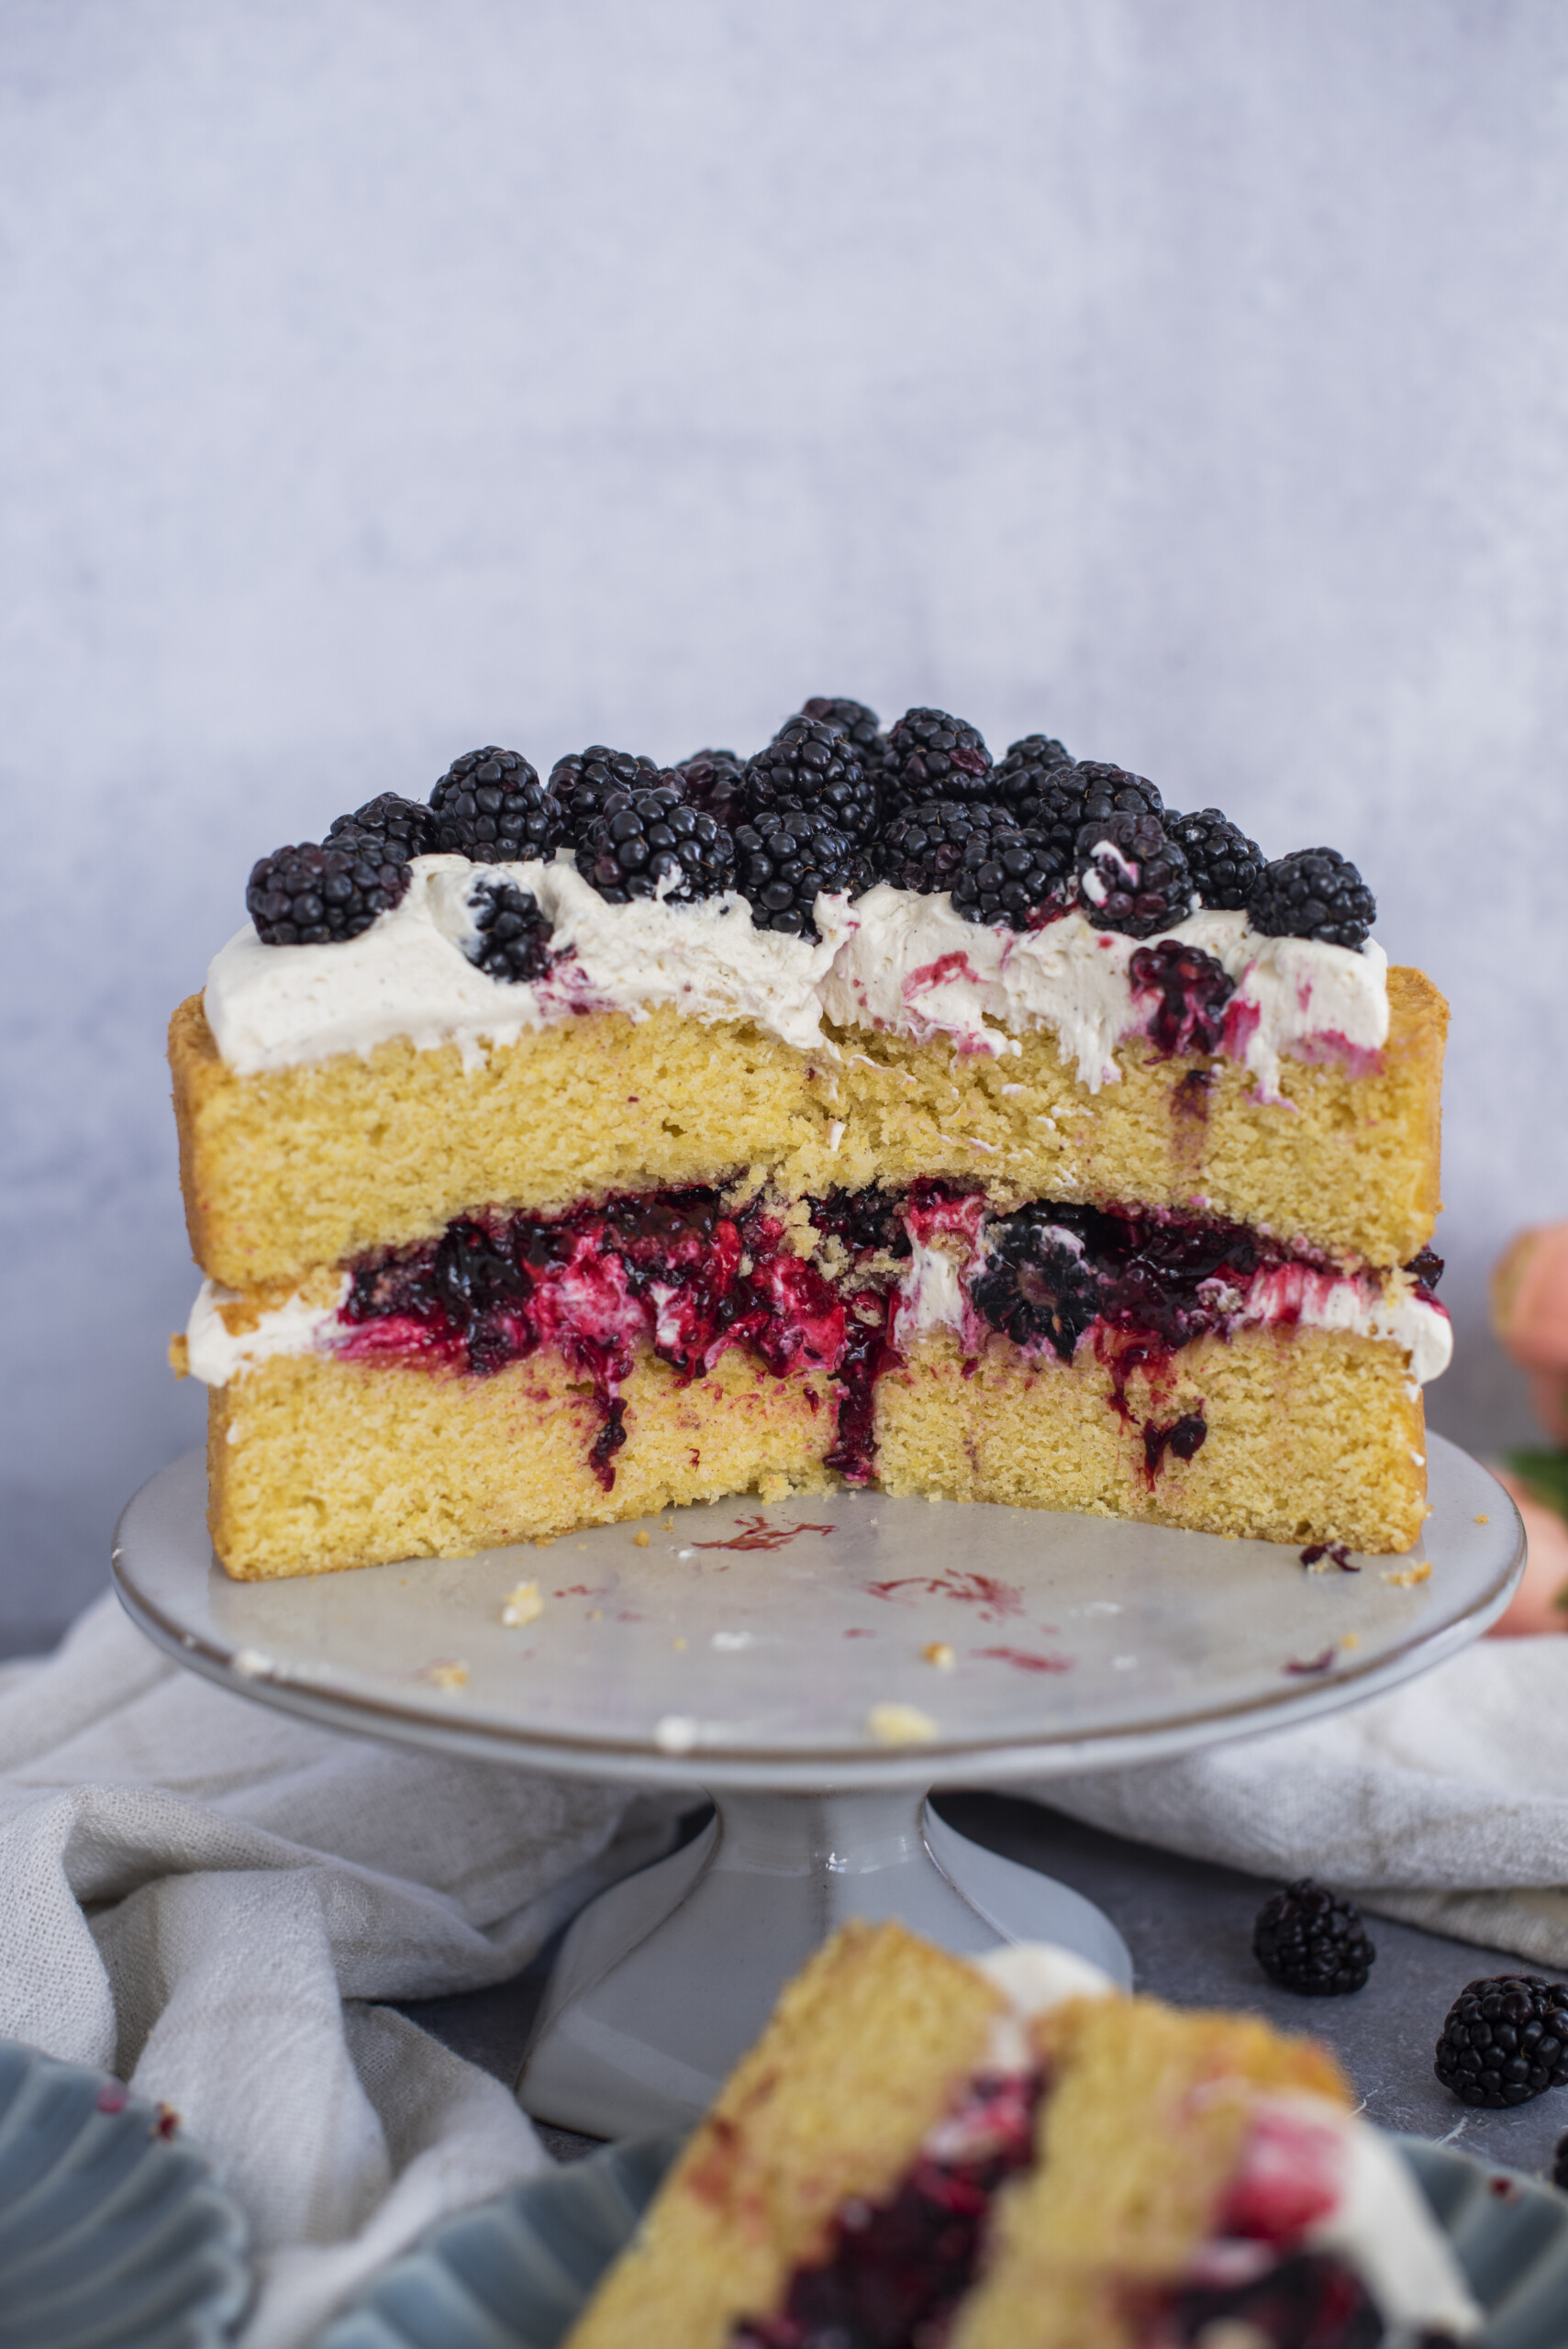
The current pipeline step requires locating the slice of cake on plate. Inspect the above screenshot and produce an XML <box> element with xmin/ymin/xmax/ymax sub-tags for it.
<box><xmin>167</xmin><ymin>706</ymin><xmax>1450</xmax><ymax>1576</ymax></box>
<box><xmin>562</xmin><ymin>1917</ymin><xmax>1478</xmax><ymax>2349</ymax></box>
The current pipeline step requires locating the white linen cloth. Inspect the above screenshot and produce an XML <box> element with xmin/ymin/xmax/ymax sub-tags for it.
<box><xmin>7</xmin><ymin>1589</ymin><xmax>1568</xmax><ymax>2345</ymax></box>
<box><xmin>0</xmin><ymin>1593</ymin><xmax>675</xmax><ymax>2349</ymax></box>
<box><xmin>1041</xmin><ymin>1636</ymin><xmax>1568</xmax><ymax>1966</ymax></box>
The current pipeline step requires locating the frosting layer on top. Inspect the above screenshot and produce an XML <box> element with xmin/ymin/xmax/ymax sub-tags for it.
<box><xmin>206</xmin><ymin>852</ymin><xmax>1390</xmax><ymax>1097</ymax></box>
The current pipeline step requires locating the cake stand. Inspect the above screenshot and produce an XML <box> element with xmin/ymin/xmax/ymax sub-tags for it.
<box><xmin>114</xmin><ymin>1439</ymin><xmax>1521</xmax><ymax>2138</ymax></box>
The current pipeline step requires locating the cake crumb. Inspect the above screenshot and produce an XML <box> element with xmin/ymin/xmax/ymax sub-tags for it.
<box><xmin>168</xmin><ymin>1332</ymin><xmax>190</xmax><ymax>1378</ymax></box>
<box><xmin>587</xmin><ymin>1608</ymin><xmax>604</xmax><ymax>1620</ymax></box>
<box><xmin>1340</xmin><ymin>1631</ymin><xmax>1361</xmax><ymax>1650</ymax></box>
<box><xmin>672</xmin><ymin>1636</ymin><xmax>687</xmax><ymax>1650</ymax></box>
<box><xmin>868</xmin><ymin>1702</ymin><xmax>938</xmax><ymax>1744</ymax></box>
<box><xmin>923</xmin><ymin>1642</ymin><xmax>956</xmax><ymax>1669</ymax></box>
<box><xmin>533</xmin><ymin>1534</ymin><xmax>555</xmax><ymax>1549</ymax></box>
<box><xmin>633</xmin><ymin>1531</ymin><xmax>651</xmax><ymax>1548</ymax></box>
<box><xmin>1383</xmin><ymin>1561</ymin><xmax>1432</xmax><ymax>1588</ymax></box>
<box><xmin>501</xmin><ymin>1581</ymin><xmax>543</xmax><ymax>1628</ymax></box>
<box><xmin>1474</xmin><ymin>1513</ymin><xmax>1490</xmax><ymax>1524</ymax></box>
<box><xmin>426</xmin><ymin>1660</ymin><xmax>470</xmax><ymax>1689</ymax></box>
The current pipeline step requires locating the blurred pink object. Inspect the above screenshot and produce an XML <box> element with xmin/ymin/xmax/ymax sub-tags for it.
<box><xmin>1488</xmin><ymin>1223</ymin><xmax>1568</xmax><ymax>1634</ymax></box>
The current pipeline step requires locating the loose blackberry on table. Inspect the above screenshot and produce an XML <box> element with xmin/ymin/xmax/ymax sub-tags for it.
<box><xmin>733</xmin><ymin>807</ymin><xmax>866</xmax><ymax>937</ymax></box>
<box><xmin>744</xmin><ymin>716</ymin><xmax>880</xmax><ymax>842</ymax></box>
<box><xmin>1252</xmin><ymin>1879</ymin><xmax>1375</xmax><ymax>1997</ymax></box>
<box><xmin>1165</xmin><ymin>807</ymin><xmax>1265</xmax><ymax>911</ymax></box>
<box><xmin>247</xmin><ymin>836</ymin><xmax>412</xmax><ymax>946</ymax></box>
<box><xmin>463</xmin><ymin>877</ymin><xmax>554</xmax><ymax>984</ymax></box>
<box><xmin>428</xmin><ymin>746</ymin><xmax>564</xmax><ymax>863</ymax></box>
<box><xmin>1076</xmin><ymin>809</ymin><xmax>1195</xmax><ymax>938</ymax></box>
<box><xmin>1250</xmin><ymin>847</ymin><xmax>1377</xmax><ymax>952</ymax></box>
<box><xmin>882</xmin><ymin>707</ymin><xmax>994</xmax><ymax>807</ymax></box>
<box><xmin>576</xmin><ymin>784</ymin><xmax>736</xmax><ymax>905</ymax></box>
<box><xmin>549</xmin><ymin>746</ymin><xmax>664</xmax><ymax>844</ymax></box>
<box><xmin>1434</xmin><ymin>1976</ymin><xmax>1568</xmax><ymax>2107</ymax></box>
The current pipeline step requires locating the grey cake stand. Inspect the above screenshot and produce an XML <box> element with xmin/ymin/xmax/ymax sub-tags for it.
<box><xmin>114</xmin><ymin>1440</ymin><xmax>1521</xmax><ymax>2138</ymax></box>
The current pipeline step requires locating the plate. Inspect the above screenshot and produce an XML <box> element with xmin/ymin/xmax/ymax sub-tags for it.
<box><xmin>0</xmin><ymin>2040</ymin><xmax>250</xmax><ymax>2349</ymax></box>
<box><xmin>114</xmin><ymin>1438</ymin><xmax>1522</xmax><ymax>1791</ymax></box>
<box><xmin>318</xmin><ymin>2130</ymin><xmax>1568</xmax><ymax>2349</ymax></box>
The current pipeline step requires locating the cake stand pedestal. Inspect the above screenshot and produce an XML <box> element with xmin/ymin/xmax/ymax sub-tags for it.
<box><xmin>113</xmin><ymin>1439</ymin><xmax>1521</xmax><ymax>2138</ymax></box>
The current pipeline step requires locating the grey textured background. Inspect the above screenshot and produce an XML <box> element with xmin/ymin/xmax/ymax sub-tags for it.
<box><xmin>4</xmin><ymin>2</ymin><xmax>1564</xmax><ymax>1653</ymax></box>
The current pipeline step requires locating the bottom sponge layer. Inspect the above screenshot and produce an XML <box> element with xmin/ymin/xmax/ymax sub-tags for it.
<box><xmin>207</xmin><ymin>1324</ymin><xmax>1426</xmax><ymax>1577</ymax></box>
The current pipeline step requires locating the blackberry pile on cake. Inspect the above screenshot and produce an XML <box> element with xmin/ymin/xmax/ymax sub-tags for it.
<box><xmin>562</xmin><ymin>1920</ymin><xmax>1478</xmax><ymax>2347</ymax></box>
<box><xmin>169</xmin><ymin>703</ymin><xmax>1450</xmax><ymax>1577</ymax></box>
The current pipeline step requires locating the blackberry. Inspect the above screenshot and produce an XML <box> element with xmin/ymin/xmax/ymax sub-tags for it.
<box><xmin>676</xmin><ymin>748</ymin><xmax>748</xmax><ymax>833</ymax></box>
<box><xmin>745</xmin><ymin>717</ymin><xmax>880</xmax><ymax>843</ymax></box>
<box><xmin>1075</xmin><ymin>810</ymin><xmax>1193</xmax><ymax>939</ymax></box>
<box><xmin>549</xmin><ymin>746</ymin><xmax>663</xmax><ymax>845</ymax></box>
<box><xmin>950</xmin><ymin>822</ymin><xmax>1071</xmax><ymax>931</ymax></box>
<box><xmin>883</xmin><ymin>707</ymin><xmax>993</xmax><ymax>807</ymax></box>
<box><xmin>1129</xmin><ymin>941</ymin><xmax>1235</xmax><ymax>1056</ymax></box>
<box><xmin>576</xmin><ymin>785</ymin><xmax>736</xmax><ymax>905</ymax></box>
<box><xmin>733</xmin><ymin>807</ymin><xmax>866</xmax><ymax>937</ymax></box>
<box><xmin>247</xmin><ymin>836</ymin><xmax>410</xmax><ymax>945</ymax></box>
<box><xmin>428</xmin><ymin>746</ymin><xmax>563</xmax><ymax>864</ymax></box>
<box><xmin>1253</xmin><ymin>1879</ymin><xmax>1375</xmax><ymax>1997</ymax></box>
<box><xmin>464</xmin><ymin>877</ymin><xmax>553</xmax><ymax>984</ymax></box>
<box><xmin>799</xmin><ymin>696</ymin><xmax>886</xmax><ymax>770</ymax></box>
<box><xmin>808</xmin><ymin>1186</ymin><xmax>913</xmax><ymax>1264</ymax></box>
<box><xmin>1406</xmin><ymin>1245</ymin><xmax>1444</xmax><ymax>1293</ymax></box>
<box><xmin>875</xmin><ymin>798</ymin><xmax>1002</xmax><ymax>896</ymax></box>
<box><xmin>1076</xmin><ymin>760</ymin><xmax>1163</xmax><ymax>822</ymax></box>
<box><xmin>1004</xmin><ymin>766</ymin><xmax>1091</xmax><ymax>865</ymax></box>
<box><xmin>970</xmin><ymin>1204</ymin><xmax>1102</xmax><ymax>1363</ymax></box>
<box><xmin>1435</xmin><ymin>1976</ymin><xmax>1568</xmax><ymax>2108</ymax></box>
<box><xmin>325</xmin><ymin>792</ymin><xmax>437</xmax><ymax>862</ymax></box>
<box><xmin>1164</xmin><ymin>807</ymin><xmax>1264</xmax><ymax>911</ymax></box>
<box><xmin>992</xmin><ymin>731</ymin><xmax>1074</xmax><ymax>818</ymax></box>
<box><xmin>1250</xmin><ymin>847</ymin><xmax>1377</xmax><ymax>951</ymax></box>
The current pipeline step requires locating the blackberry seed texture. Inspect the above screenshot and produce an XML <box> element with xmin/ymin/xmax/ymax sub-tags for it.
<box><xmin>1252</xmin><ymin>1879</ymin><xmax>1375</xmax><ymax>1997</ymax></box>
<box><xmin>1250</xmin><ymin>847</ymin><xmax>1377</xmax><ymax>951</ymax></box>
<box><xmin>326</xmin><ymin>792</ymin><xmax>437</xmax><ymax>861</ymax></box>
<box><xmin>798</xmin><ymin>696</ymin><xmax>886</xmax><ymax>769</ymax></box>
<box><xmin>464</xmin><ymin>877</ymin><xmax>554</xmax><ymax>984</ymax></box>
<box><xmin>1002</xmin><ymin>766</ymin><xmax>1091</xmax><ymax>864</ymax></box>
<box><xmin>883</xmin><ymin>708</ymin><xmax>994</xmax><ymax>807</ymax></box>
<box><xmin>247</xmin><ymin>837</ymin><xmax>410</xmax><ymax>946</ymax></box>
<box><xmin>676</xmin><ymin>748</ymin><xmax>749</xmax><ymax>833</ymax></box>
<box><xmin>970</xmin><ymin>1204</ymin><xmax>1102</xmax><ymax>1363</ymax></box>
<box><xmin>429</xmin><ymin>747</ymin><xmax>564</xmax><ymax>863</ymax></box>
<box><xmin>1435</xmin><ymin>1976</ymin><xmax>1568</xmax><ymax>2108</ymax></box>
<box><xmin>1076</xmin><ymin>809</ymin><xmax>1195</xmax><ymax>938</ymax></box>
<box><xmin>875</xmin><ymin>799</ymin><xmax>1004</xmax><ymax>897</ymax></box>
<box><xmin>1075</xmin><ymin>760</ymin><xmax>1165</xmax><ymax>824</ymax></box>
<box><xmin>745</xmin><ymin>717</ymin><xmax>880</xmax><ymax>843</ymax></box>
<box><xmin>733</xmin><ymin>807</ymin><xmax>866</xmax><ymax>937</ymax></box>
<box><xmin>577</xmin><ymin>785</ymin><xmax>736</xmax><ymax>905</ymax></box>
<box><xmin>1165</xmin><ymin>807</ymin><xmax>1265</xmax><ymax>911</ymax></box>
<box><xmin>950</xmin><ymin>822</ymin><xmax>1071</xmax><ymax>931</ymax></box>
<box><xmin>549</xmin><ymin>747</ymin><xmax>663</xmax><ymax>844</ymax></box>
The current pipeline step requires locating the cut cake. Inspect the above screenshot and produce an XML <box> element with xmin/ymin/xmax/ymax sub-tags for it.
<box><xmin>168</xmin><ymin>709</ymin><xmax>1450</xmax><ymax>1576</ymax></box>
<box><xmin>561</xmin><ymin>1917</ymin><xmax>1478</xmax><ymax>2348</ymax></box>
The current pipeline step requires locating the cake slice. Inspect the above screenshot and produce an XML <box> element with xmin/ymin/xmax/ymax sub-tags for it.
<box><xmin>562</xmin><ymin>1919</ymin><xmax>1479</xmax><ymax>2349</ymax></box>
<box><xmin>168</xmin><ymin>710</ymin><xmax>1451</xmax><ymax>1575</ymax></box>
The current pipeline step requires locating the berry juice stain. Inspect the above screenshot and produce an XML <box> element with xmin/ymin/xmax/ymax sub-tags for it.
<box><xmin>974</xmin><ymin>1646</ymin><xmax>1071</xmax><ymax>1674</ymax></box>
<box><xmin>690</xmin><ymin>1516</ymin><xmax>835</xmax><ymax>1553</ymax></box>
<box><xmin>864</xmin><ymin>1571</ymin><xmax>1024</xmax><ymax>1621</ymax></box>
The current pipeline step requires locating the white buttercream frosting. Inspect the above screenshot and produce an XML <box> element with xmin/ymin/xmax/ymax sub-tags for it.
<box><xmin>959</xmin><ymin>1945</ymin><xmax>1477</xmax><ymax>2342</ymax></box>
<box><xmin>206</xmin><ymin>854</ymin><xmax>855</xmax><ymax>1072</ymax></box>
<box><xmin>205</xmin><ymin>860</ymin><xmax>1388</xmax><ymax>1095</ymax></box>
<box><xmin>185</xmin><ymin>1276</ymin><xmax>349</xmax><ymax>1386</ymax></box>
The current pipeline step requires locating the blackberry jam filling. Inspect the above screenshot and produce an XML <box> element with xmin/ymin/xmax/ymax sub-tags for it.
<box><xmin>1161</xmin><ymin>2251</ymin><xmax>1385</xmax><ymax>2347</ymax></box>
<box><xmin>731</xmin><ymin>2072</ymin><xmax>1040</xmax><ymax>2349</ymax></box>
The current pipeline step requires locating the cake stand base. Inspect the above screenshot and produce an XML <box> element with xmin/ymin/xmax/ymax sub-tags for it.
<box><xmin>517</xmin><ymin>1786</ymin><xmax>1131</xmax><ymax>2137</ymax></box>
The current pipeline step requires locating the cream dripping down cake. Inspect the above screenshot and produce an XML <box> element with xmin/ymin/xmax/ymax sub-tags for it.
<box><xmin>168</xmin><ymin>703</ymin><xmax>1450</xmax><ymax>1578</ymax></box>
<box><xmin>562</xmin><ymin>1919</ymin><xmax>1478</xmax><ymax>2349</ymax></box>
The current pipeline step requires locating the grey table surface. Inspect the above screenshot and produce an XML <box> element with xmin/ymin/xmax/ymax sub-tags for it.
<box><xmin>399</xmin><ymin>1793</ymin><xmax>1568</xmax><ymax>2180</ymax></box>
